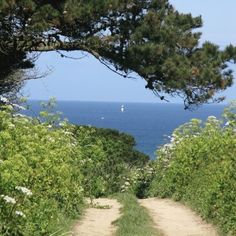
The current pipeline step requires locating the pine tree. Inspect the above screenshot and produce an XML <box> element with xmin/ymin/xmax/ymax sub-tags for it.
<box><xmin>0</xmin><ymin>0</ymin><xmax>236</xmax><ymax>107</ymax></box>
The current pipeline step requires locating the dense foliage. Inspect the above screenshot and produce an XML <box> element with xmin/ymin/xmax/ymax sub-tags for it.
<box><xmin>1</xmin><ymin>98</ymin><xmax>236</xmax><ymax>234</ymax></box>
<box><xmin>0</xmin><ymin>99</ymin><xmax>149</xmax><ymax>235</ymax></box>
<box><xmin>0</xmin><ymin>106</ymin><xmax>84</xmax><ymax>235</ymax></box>
<box><xmin>74</xmin><ymin>126</ymin><xmax>149</xmax><ymax>198</ymax></box>
<box><xmin>1</xmin><ymin>0</ymin><xmax>236</xmax><ymax>107</ymax></box>
<box><xmin>148</xmin><ymin>101</ymin><xmax>236</xmax><ymax>235</ymax></box>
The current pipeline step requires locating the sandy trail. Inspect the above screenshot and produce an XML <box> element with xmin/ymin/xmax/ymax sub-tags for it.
<box><xmin>139</xmin><ymin>198</ymin><xmax>218</xmax><ymax>236</ymax></box>
<box><xmin>72</xmin><ymin>198</ymin><xmax>121</xmax><ymax>236</ymax></box>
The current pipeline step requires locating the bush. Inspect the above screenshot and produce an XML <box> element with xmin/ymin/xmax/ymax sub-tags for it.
<box><xmin>0</xmin><ymin>99</ymin><xmax>151</xmax><ymax>234</ymax></box>
<box><xmin>73</xmin><ymin>126</ymin><xmax>150</xmax><ymax>197</ymax></box>
<box><xmin>117</xmin><ymin>164</ymin><xmax>155</xmax><ymax>198</ymax></box>
<box><xmin>0</xmin><ymin>105</ymin><xmax>84</xmax><ymax>235</ymax></box>
<box><xmin>148</xmin><ymin>102</ymin><xmax>236</xmax><ymax>235</ymax></box>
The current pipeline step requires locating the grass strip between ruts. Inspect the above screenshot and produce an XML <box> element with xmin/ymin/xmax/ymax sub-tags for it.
<box><xmin>113</xmin><ymin>193</ymin><xmax>160</xmax><ymax>236</ymax></box>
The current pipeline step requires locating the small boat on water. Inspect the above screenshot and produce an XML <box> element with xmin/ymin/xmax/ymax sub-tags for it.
<box><xmin>121</xmin><ymin>105</ymin><xmax>124</xmax><ymax>112</ymax></box>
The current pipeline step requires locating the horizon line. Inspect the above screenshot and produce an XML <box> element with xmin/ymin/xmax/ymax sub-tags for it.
<box><xmin>27</xmin><ymin>99</ymin><xmax>227</xmax><ymax>106</ymax></box>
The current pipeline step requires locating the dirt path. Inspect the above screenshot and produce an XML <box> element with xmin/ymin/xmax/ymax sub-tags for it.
<box><xmin>139</xmin><ymin>198</ymin><xmax>218</xmax><ymax>236</ymax></box>
<box><xmin>72</xmin><ymin>198</ymin><xmax>121</xmax><ymax>236</ymax></box>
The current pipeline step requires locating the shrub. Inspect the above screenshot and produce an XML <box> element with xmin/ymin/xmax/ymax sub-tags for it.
<box><xmin>0</xmin><ymin>105</ymin><xmax>84</xmax><ymax>235</ymax></box>
<box><xmin>148</xmin><ymin>102</ymin><xmax>236</xmax><ymax>235</ymax></box>
<box><xmin>74</xmin><ymin>126</ymin><xmax>150</xmax><ymax>197</ymax></box>
<box><xmin>0</xmin><ymin>99</ymin><xmax>151</xmax><ymax>234</ymax></box>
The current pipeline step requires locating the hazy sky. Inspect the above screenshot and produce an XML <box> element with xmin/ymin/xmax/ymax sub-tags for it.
<box><xmin>24</xmin><ymin>1</ymin><xmax>236</xmax><ymax>104</ymax></box>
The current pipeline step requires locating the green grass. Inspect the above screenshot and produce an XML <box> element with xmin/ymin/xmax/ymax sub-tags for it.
<box><xmin>113</xmin><ymin>193</ymin><xmax>160</xmax><ymax>236</ymax></box>
<box><xmin>54</xmin><ymin>213</ymin><xmax>83</xmax><ymax>236</ymax></box>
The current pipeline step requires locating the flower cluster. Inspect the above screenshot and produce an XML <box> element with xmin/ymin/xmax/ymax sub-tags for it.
<box><xmin>120</xmin><ymin>176</ymin><xmax>131</xmax><ymax>192</ymax></box>
<box><xmin>15</xmin><ymin>211</ymin><xmax>26</xmax><ymax>218</ymax></box>
<box><xmin>1</xmin><ymin>195</ymin><xmax>16</xmax><ymax>204</ymax></box>
<box><xmin>15</xmin><ymin>186</ymin><xmax>33</xmax><ymax>196</ymax></box>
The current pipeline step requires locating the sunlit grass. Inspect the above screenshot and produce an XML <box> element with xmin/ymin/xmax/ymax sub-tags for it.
<box><xmin>114</xmin><ymin>193</ymin><xmax>160</xmax><ymax>236</ymax></box>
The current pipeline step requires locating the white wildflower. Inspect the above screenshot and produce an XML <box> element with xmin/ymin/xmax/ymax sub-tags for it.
<box><xmin>208</xmin><ymin>115</ymin><xmax>217</xmax><ymax>119</ymax></box>
<box><xmin>12</xmin><ymin>104</ymin><xmax>26</xmax><ymax>110</ymax></box>
<box><xmin>59</xmin><ymin>122</ymin><xmax>66</xmax><ymax>127</ymax></box>
<box><xmin>127</xmin><ymin>3</ymin><xmax>135</xmax><ymax>9</ymax></box>
<box><xmin>15</xmin><ymin>186</ymin><xmax>32</xmax><ymax>196</ymax></box>
<box><xmin>15</xmin><ymin>211</ymin><xmax>26</xmax><ymax>218</ymax></box>
<box><xmin>121</xmin><ymin>185</ymin><xmax>128</xmax><ymax>191</ymax></box>
<box><xmin>13</xmin><ymin>113</ymin><xmax>27</xmax><ymax>118</ymax></box>
<box><xmin>124</xmin><ymin>181</ymin><xmax>130</xmax><ymax>186</ymax></box>
<box><xmin>1</xmin><ymin>195</ymin><xmax>16</xmax><ymax>204</ymax></box>
<box><xmin>48</xmin><ymin>137</ymin><xmax>55</xmax><ymax>142</ymax></box>
<box><xmin>63</xmin><ymin>131</ymin><xmax>73</xmax><ymax>136</ymax></box>
<box><xmin>224</xmin><ymin>121</ymin><xmax>230</xmax><ymax>127</ymax></box>
<box><xmin>0</xmin><ymin>96</ymin><xmax>9</xmax><ymax>103</ymax></box>
<box><xmin>170</xmin><ymin>136</ymin><xmax>175</xmax><ymax>143</ymax></box>
<box><xmin>163</xmin><ymin>143</ymin><xmax>174</xmax><ymax>149</ymax></box>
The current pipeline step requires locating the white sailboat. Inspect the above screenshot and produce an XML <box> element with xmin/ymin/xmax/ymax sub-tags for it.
<box><xmin>121</xmin><ymin>104</ymin><xmax>125</xmax><ymax>112</ymax></box>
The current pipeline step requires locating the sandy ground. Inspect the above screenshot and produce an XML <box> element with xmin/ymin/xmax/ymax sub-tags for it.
<box><xmin>139</xmin><ymin>198</ymin><xmax>218</xmax><ymax>236</ymax></box>
<box><xmin>72</xmin><ymin>198</ymin><xmax>121</xmax><ymax>236</ymax></box>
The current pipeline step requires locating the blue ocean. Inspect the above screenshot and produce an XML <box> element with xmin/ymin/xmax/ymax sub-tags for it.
<box><xmin>25</xmin><ymin>101</ymin><xmax>225</xmax><ymax>158</ymax></box>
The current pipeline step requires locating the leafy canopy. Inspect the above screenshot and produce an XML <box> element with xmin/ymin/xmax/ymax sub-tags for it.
<box><xmin>1</xmin><ymin>0</ymin><xmax>236</xmax><ymax>107</ymax></box>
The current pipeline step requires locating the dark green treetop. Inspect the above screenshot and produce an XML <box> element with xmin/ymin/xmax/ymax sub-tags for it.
<box><xmin>1</xmin><ymin>0</ymin><xmax>236</xmax><ymax>108</ymax></box>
